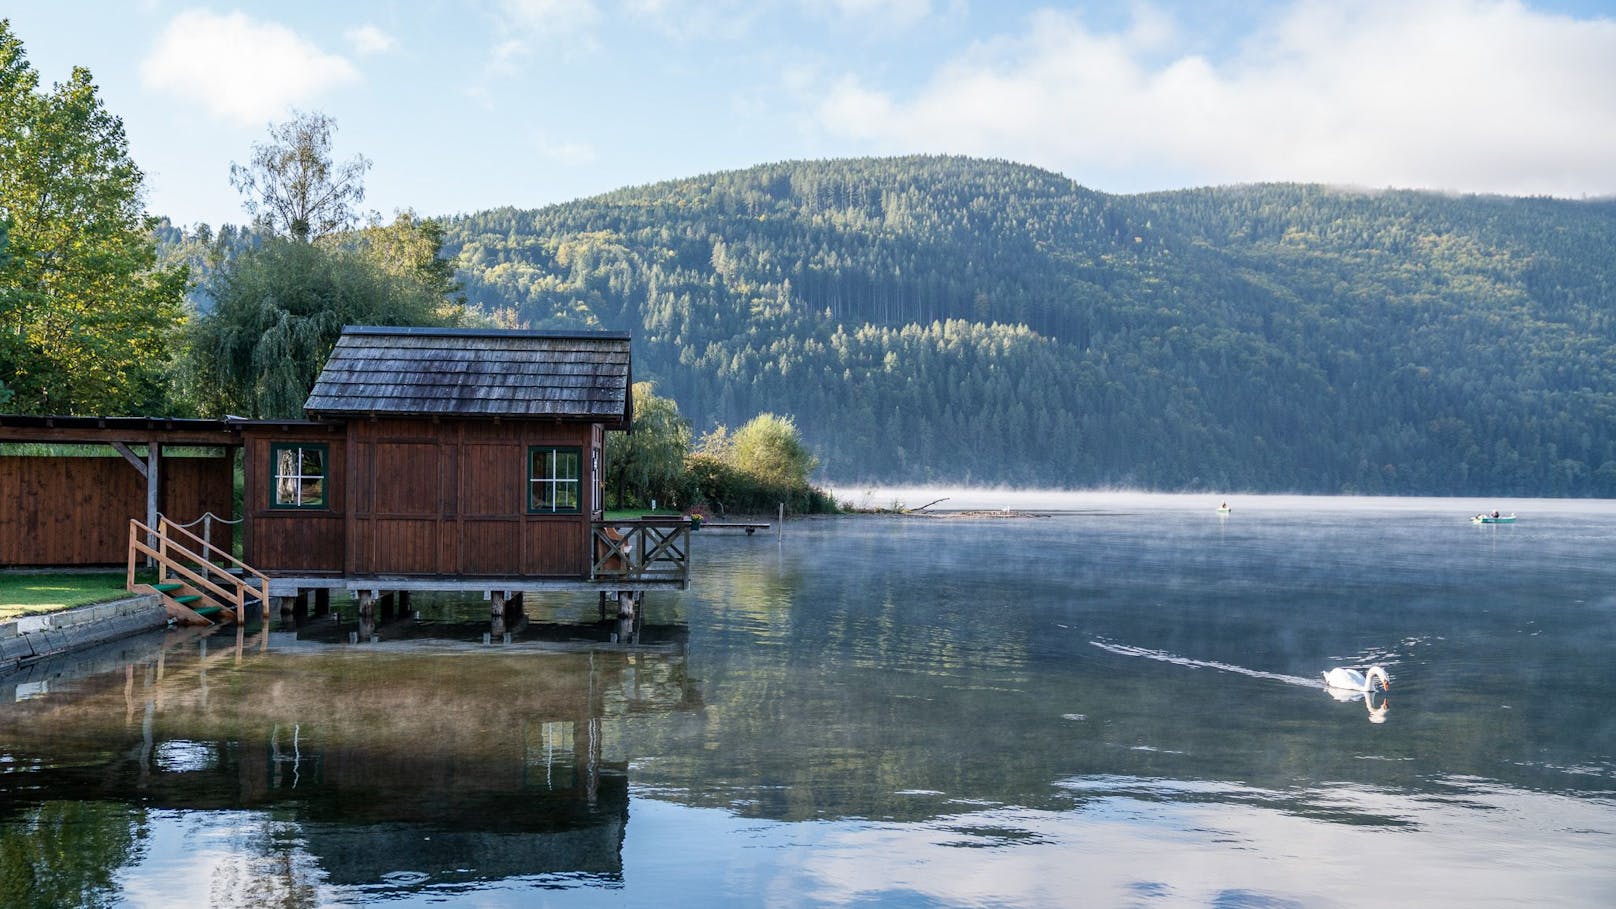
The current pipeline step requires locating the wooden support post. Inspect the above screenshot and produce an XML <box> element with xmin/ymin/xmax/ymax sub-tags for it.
<box><xmin>599</xmin><ymin>591</ymin><xmax>608</xmax><ymax>622</ymax></box>
<box><xmin>616</xmin><ymin>591</ymin><xmax>636</xmax><ymax>620</ymax></box>
<box><xmin>147</xmin><ymin>443</ymin><xmax>161</xmax><ymax>557</ymax></box>
<box><xmin>358</xmin><ymin>591</ymin><xmax>374</xmax><ymax>619</ymax></box>
<box><xmin>113</xmin><ymin>441</ymin><xmax>160</xmax><ymax>565</ymax></box>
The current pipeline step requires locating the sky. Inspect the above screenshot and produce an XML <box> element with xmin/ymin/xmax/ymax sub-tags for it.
<box><xmin>8</xmin><ymin>0</ymin><xmax>1616</xmax><ymax>228</ymax></box>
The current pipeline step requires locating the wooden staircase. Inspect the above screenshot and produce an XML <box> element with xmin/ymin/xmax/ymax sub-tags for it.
<box><xmin>127</xmin><ymin>517</ymin><xmax>271</xmax><ymax>626</ymax></box>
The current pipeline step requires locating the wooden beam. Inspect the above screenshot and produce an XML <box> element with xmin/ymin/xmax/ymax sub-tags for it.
<box><xmin>0</xmin><ymin>426</ymin><xmax>241</xmax><ymax>445</ymax></box>
<box><xmin>111</xmin><ymin>442</ymin><xmax>148</xmax><ymax>478</ymax></box>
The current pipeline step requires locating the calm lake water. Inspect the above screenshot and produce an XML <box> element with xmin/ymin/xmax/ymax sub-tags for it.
<box><xmin>3</xmin><ymin>493</ymin><xmax>1615</xmax><ymax>907</ymax></box>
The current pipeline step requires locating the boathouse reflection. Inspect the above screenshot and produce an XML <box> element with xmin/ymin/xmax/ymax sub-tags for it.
<box><xmin>0</xmin><ymin>624</ymin><xmax>699</xmax><ymax>901</ymax></box>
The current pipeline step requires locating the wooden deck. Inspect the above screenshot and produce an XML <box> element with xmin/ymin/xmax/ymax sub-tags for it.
<box><xmin>263</xmin><ymin>519</ymin><xmax>691</xmax><ymax>598</ymax></box>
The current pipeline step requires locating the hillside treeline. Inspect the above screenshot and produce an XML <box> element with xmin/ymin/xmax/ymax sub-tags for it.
<box><xmin>441</xmin><ymin>156</ymin><xmax>1616</xmax><ymax>495</ymax></box>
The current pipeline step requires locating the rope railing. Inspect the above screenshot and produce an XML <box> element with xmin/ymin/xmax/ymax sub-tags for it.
<box><xmin>156</xmin><ymin>511</ymin><xmax>242</xmax><ymax>564</ymax></box>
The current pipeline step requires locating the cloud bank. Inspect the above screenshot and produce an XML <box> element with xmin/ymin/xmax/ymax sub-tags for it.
<box><xmin>815</xmin><ymin>0</ymin><xmax>1616</xmax><ymax>196</ymax></box>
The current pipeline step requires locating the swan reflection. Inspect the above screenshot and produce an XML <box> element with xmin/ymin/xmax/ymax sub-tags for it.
<box><xmin>1324</xmin><ymin>684</ymin><xmax>1391</xmax><ymax>723</ymax></box>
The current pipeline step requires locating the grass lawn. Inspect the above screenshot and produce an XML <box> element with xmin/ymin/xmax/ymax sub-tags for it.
<box><xmin>604</xmin><ymin>509</ymin><xmax>686</xmax><ymax>520</ymax></box>
<box><xmin>0</xmin><ymin>571</ymin><xmax>153</xmax><ymax>621</ymax></box>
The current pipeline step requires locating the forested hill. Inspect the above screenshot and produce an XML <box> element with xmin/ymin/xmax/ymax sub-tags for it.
<box><xmin>440</xmin><ymin>156</ymin><xmax>1616</xmax><ymax>496</ymax></box>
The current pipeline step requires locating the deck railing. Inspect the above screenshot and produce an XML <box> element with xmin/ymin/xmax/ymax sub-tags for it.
<box><xmin>591</xmin><ymin>519</ymin><xmax>691</xmax><ymax>585</ymax></box>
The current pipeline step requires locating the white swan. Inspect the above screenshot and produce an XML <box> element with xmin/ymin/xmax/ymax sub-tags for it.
<box><xmin>1322</xmin><ymin>665</ymin><xmax>1390</xmax><ymax>693</ymax></box>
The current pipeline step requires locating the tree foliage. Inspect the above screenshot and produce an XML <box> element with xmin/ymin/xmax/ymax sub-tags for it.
<box><xmin>183</xmin><ymin>238</ymin><xmax>457</xmax><ymax>418</ymax></box>
<box><xmin>229</xmin><ymin>110</ymin><xmax>370</xmax><ymax>243</ymax></box>
<box><xmin>0</xmin><ymin>19</ymin><xmax>185</xmax><ymax>415</ymax></box>
<box><xmin>182</xmin><ymin>117</ymin><xmax>465</xmax><ymax>419</ymax></box>
<box><xmin>442</xmin><ymin>156</ymin><xmax>1616</xmax><ymax>496</ymax></box>
<box><xmin>605</xmin><ymin>382</ymin><xmax>692</xmax><ymax>509</ymax></box>
<box><xmin>730</xmin><ymin>413</ymin><xmax>816</xmax><ymax>489</ymax></box>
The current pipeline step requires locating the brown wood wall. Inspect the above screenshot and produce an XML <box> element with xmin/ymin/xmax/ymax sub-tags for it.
<box><xmin>243</xmin><ymin>419</ymin><xmax>601</xmax><ymax>579</ymax></box>
<box><xmin>242</xmin><ymin>428</ymin><xmax>346</xmax><ymax>574</ymax></box>
<box><xmin>0</xmin><ymin>453</ymin><xmax>234</xmax><ymax>567</ymax></box>
<box><xmin>348</xmin><ymin>419</ymin><xmax>596</xmax><ymax>578</ymax></box>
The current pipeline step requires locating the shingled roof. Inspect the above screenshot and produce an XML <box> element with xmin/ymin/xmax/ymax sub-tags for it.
<box><xmin>303</xmin><ymin>326</ymin><xmax>632</xmax><ymax>427</ymax></box>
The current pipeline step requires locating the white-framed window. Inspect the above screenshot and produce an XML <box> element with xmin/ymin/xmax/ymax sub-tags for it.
<box><xmin>271</xmin><ymin>444</ymin><xmax>328</xmax><ymax>508</ymax></box>
<box><xmin>528</xmin><ymin>446</ymin><xmax>581</xmax><ymax>513</ymax></box>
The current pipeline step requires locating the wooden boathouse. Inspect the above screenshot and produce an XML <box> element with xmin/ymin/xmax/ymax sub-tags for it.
<box><xmin>1</xmin><ymin>327</ymin><xmax>689</xmax><ymax>624</ymax></box>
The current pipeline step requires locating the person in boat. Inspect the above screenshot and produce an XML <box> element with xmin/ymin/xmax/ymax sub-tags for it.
<box><xmin>1492</xmin><ymin>510</ymin><xmax>1501</xmax><ymax>518</ymax></box>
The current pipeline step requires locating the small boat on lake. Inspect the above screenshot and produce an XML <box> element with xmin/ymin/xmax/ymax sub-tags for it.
<box><xmin>1472</xmin><ymin>513</ymin><xmax>1517</xmax><ymax>524</ymax></box>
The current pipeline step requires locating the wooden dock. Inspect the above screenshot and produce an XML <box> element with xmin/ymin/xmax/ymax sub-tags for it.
<box><xmin>701</xmin><ymin>522</ymin><xmax>770</xmax><ymax>534</ymax></box>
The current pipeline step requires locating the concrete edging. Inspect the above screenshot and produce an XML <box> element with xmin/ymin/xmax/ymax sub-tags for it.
<box><xmin>0</xmin><ymin>594</ymin><xmax>168</xmax><ymax>675</ymax></box>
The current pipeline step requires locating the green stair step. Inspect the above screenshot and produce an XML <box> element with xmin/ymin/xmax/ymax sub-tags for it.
<box><xmin>172</xmin><ymin>594</ymin><xmax>202</xmax><ymax>605</ymax></box>
<box><xmin>192</xmin><ymin>605</ymin><xmax>223</xmax><ymax>617</ymax></box>
<box><xmin>153</xmin><ymin>583</ymin><xmax>184</xmax><ymax>592</ymax></box>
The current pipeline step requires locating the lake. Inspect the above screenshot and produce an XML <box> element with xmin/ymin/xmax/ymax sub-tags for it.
<box><xmin>2</xmin><ymin>493</ymin><xmax>1614</xmax><ymax>907</ymax></box>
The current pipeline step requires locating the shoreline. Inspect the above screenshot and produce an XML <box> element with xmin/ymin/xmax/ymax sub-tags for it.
<box><xmin>0</xmin><ymin>593</ymin><xmax>167</xmax><ymax>676</ymax></box>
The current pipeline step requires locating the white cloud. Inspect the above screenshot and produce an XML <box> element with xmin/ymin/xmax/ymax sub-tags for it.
<box><xmin>811</xmin><ymin>0</ymin><xmax>935</xmax><ymax>29</ymax></box>
<box><xmin>534</xmin><ymin>131</ymin><xmax>597</xmax><ymax>166</ymax></box>
<box><xmin>140</xmin><ymin>10</ymin><xmax>359</xmax><ymax>125</ymax></box>
<box><xmin>500</xmin><ymin>0</ymin><xmax>601</xmax><ymax>42</ymax></box>
<box><xmin>622</xmin><ymin>0</ymin><xmax>763</xmax><ymax>42</ymax></box>
<box><xmin>480</xmin><ymin>0</ymin><xmax>600</xmax><ymax>80</ymax></box>
<box><xmin>814</xmin><ymin>0</ymin><xmax>1616</xmax><ymax>197</ymax></box>
<box><xmin>345</xmin><ymin>24</ymin><xmax>397</xmax><ymax>55</ymax></box>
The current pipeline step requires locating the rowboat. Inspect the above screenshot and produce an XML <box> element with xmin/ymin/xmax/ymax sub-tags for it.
<box><xmin>1472</xmin><ymin>513</ymin><xmax>1517</xmax><ymax>524</ymax></box>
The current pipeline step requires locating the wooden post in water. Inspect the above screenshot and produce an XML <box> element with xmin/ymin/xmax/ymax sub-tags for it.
<box><xmin>490</xmin><ymin>590</ymin><xmax>507</xmax><ymax>639</ymax></box>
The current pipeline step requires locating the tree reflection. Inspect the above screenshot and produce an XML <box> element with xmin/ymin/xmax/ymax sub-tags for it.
<box><xmin>0</xmin><ymin>801</ymin><xmax>146</xmax><ymax>909</ymax></box>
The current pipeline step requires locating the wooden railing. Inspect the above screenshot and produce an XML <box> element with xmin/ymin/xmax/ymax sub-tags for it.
<box><xmin>127</xmin><ymin>517</ymin><xmax>272</xmax><ymax>623</ymax></box>
<box><xmin>591</xmin><ymin>519</ymin><xmax>691</xmax><ymax>585</ymax></box>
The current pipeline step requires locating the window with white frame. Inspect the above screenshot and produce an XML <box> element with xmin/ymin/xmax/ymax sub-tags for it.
<box><xmin>528</xmin><ymin>446</ymin><xmax>581</xmax><ymax>513</ymax></box>
<box><xmin>271</xmin><ymin>444</ymin><xmax>328</xmax><ymax>508</ymax></box>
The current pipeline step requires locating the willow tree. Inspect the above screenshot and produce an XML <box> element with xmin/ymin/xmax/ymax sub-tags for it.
<box><xmin>184</xmin><ymin>238</ymin><xmax>453</xmax><ymax>418</ymax></box>
<box><xmin>0</xmin><ymin>19</ymin><xmax>186</xmax><ymax>414</ymax></box>
<box><xmin>183</xmin><ymin>117</ymin><xmax>461</xmax><ymax>418</ymax></box>
<box><xmin>605</xmin><ymin>382</ymin><xmax>692</xmax><ymax>509</ymax></box>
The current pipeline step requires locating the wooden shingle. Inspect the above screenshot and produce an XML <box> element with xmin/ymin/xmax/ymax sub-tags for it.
<box><xmin>304</xmin><ymin>326</ymin><xmax>632</xmax><ymax>427</ymax></box>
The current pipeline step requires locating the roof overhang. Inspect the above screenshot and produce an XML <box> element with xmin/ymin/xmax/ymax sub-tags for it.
<box><xmin>0</xmin><ymin>414</ymin><xmax>243</xmax><ymax>446</ymax></box>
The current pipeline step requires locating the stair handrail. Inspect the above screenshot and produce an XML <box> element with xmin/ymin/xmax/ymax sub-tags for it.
<box><xmin>126</xmin><ymin>519</ymin><xmax>265</xmax><ymax>622</ymax></box>
<box><xmin>156</xmin><ymin>514</ymin><xmax>270</xmax><ymax>593</ymax></box>
<box><xmin>128</xmin><ymin>522</ymin><xmax>245</xmax><ymax>623</ymax></box>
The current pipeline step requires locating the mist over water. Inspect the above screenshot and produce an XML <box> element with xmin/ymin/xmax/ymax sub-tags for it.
<box><xmin>2</xmin><ymin>493</ymin><xmax>1614</xmax><ymax>906</ymax></box>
